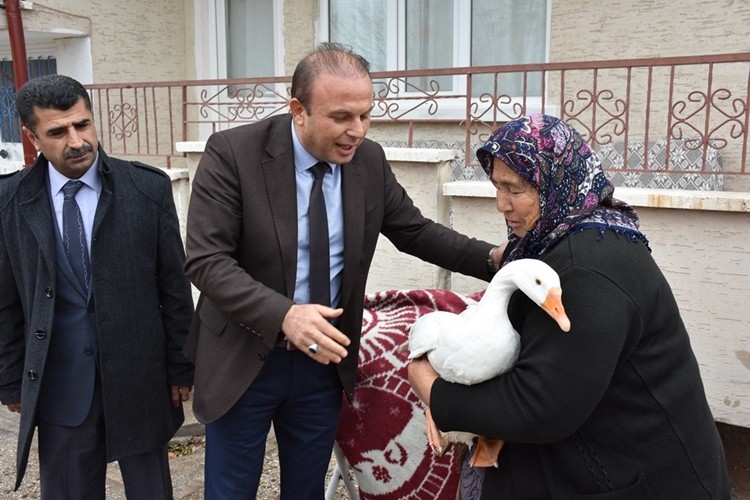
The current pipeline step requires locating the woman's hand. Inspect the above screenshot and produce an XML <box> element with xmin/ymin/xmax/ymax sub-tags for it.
<box><xmin>407</xmin><ymin>357</ymin><xmax>440</xmax><ymax>406</ymax></box>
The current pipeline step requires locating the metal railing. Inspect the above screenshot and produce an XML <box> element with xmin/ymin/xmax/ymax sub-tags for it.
<box><xmin>85</xmin><ymin>52</ymin><xmax>750</xmax><ymax>188</ymax></box>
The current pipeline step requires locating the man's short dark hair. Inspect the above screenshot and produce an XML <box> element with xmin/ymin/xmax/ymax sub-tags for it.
<box><xmin>16</xmin><ymin>74</ymin><xmax>92</xmax><ymax>133</ymax></box>
<box><xmin>291</xmin><ymin>42</ymin><xmax>371</xmax><ymax>110</ymax></box>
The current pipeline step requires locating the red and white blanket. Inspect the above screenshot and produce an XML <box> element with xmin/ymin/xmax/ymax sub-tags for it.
<box><xmin>336</xmin><ymin>288</ymin><xmax>482</xmax><ymax>499</ymax></box>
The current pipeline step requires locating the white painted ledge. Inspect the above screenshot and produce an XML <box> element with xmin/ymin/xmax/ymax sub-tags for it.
<box><xmin>176</xmin><ymin>142</ymin><xmax>458</xmax><ymax>164</ymax></box>
<box><xmin>161</xmin><ymin>167</ymin><xmax>189</xmax><ymax>180</ymax></box>
<box><xmin>443</xmin><ymin>180</ymin><xmax>495</xmax><ymax>198</ymax></box>
<box><xmin>383</xmin><ymin>147</ymin><xmax>458</xmax><ymax>163</ymax></box>
<box><xmin>443</xmin><ymin>181</ymin><xmax>750</xmax><ymax>213</ymax></box>
<box><xmin>175</xmin><ymin>141</ymin><xmax>207</xmax><ymax>153</ymax></box>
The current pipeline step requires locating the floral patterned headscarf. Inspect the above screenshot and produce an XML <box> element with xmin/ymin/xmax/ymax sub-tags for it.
<box><xmin>477</xmin><ymin>114</ymin><xmax>648</xmax><ymax>263</ymax></box>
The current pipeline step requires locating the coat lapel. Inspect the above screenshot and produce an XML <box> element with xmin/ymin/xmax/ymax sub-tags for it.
<box><xmin>91</xmin><ymin>147</ymin><xmax>113</xmax><ymax>241</ymax></box>
<box><xmin>17</xmin><ymin>160</ymin><xmax>57</xmax><ymax>287</ymax></box>
<box><xmin>340</xmin><ymin>157</ymin><xmax>365</xmax><ymax>309</ymax></box>
<box><xmin>263</xmin><ymin>118</ymin><xmax>299</xmax><ymax>297</ymax></box>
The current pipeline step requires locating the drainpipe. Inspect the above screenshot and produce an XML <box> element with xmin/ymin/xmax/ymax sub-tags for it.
<box><xmin>4</xmin><ymin>0</ymin><xmax>37</xmax><ymax>167</ymax></box>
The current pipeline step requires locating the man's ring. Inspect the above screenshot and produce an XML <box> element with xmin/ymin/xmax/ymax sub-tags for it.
<box><xmin>307</xmin><ymin>343</ymin><xmax>320</xmax><ymax>354</ymax></box>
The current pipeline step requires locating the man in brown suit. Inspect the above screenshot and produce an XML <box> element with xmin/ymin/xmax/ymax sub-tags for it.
<box><xmin>185</xmin><ymin>43</ymin><xmax>501</xmax><ymax>499</ymax></box>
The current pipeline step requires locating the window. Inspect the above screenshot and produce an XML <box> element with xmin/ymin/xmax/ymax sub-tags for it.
<box><xmin>0</xmin><ymin>57</ymin><xmax>57</xmax><ymax>143</ymax></box>
<box><xmin>225</xmin><ymin>0</ymin><xmax>277</xmax><ymax>79</ymax></box>
<box><xmin>206</xmin><ymin>0</ymin><xmax>282</xmax><ymax>80</ymax></box>
<box><xmin>325</xmin><ymin>0</ymin><xmax>549</xmax><ymax>96</ymax></box>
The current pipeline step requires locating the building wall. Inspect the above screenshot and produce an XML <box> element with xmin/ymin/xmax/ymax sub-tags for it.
<box><xmin>282</xmin><ymin>0</ymin><xmax>318</xmax><ymax>74</ymax></box>
<box><xmin>68</xmin><ymin>0</ymin><xmax>187</xmax><ymax>83</ymax></box>
<box><xmin>6</xmin><ymin>1</ymin><xmax>750</xmax><ymax>88</ymax></box>
<box><xmin>0</xmin><ymin>0</ymin><xmax>188</xmax><ymax>83</ymax></box>
<box><xmin>551</xmin><ymin>0</ymin><xmax>750</xmax><ymax>61</ymax></box>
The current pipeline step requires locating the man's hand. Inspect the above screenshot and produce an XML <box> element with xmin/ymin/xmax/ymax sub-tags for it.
<box><xmin>5</xmin><ymin>403</ymin><xmax>21</xmax><ymax>414</ymax></box>
<box><xmin>170</xmin><ymin>385</ymin><xmax>192</xmax><ymax>408</ymax></box>
<box><xmin>281</xmin><ymin>304</ymin><xmax>349</xmax><ymax>364</ymax></box>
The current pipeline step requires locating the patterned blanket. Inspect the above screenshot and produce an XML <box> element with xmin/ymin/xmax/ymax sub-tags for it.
<box><xmin>336</xmin><ymin>288</ymin><xmax>482</xmax><ymax>499</ymax></box>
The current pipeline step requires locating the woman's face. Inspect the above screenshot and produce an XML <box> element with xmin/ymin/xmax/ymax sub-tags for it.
<box><xmin>491</xmin><ymin>157</ymin><xmax>541</xmax><ymax>238</ymax></box>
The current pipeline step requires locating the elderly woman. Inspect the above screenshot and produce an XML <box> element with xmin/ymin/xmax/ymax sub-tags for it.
<box><xmin>408</xmin><ymin>115</ymin><xmax>729</xmax><ymax>499</ymax></box>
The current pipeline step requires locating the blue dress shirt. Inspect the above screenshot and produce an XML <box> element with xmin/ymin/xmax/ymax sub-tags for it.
<box><xmin>48</xmin><ymin>154</ymin><xmax>102</xmax><ymax>255</ymax></box>
<box><xmin>291</xmin><ymin>124</ymin><xmax>344</xmax><ymax>308</ymax></box>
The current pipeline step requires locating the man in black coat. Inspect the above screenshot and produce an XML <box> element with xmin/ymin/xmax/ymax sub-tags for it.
<box><xmin>0</xmin><ymin>74</ymin><xmax>194</xmax><ymax>499</ymax></box>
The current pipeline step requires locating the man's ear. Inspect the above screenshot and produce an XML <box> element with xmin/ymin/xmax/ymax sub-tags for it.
<box><xmin>21</xmin><ymin>127</ymin><xmax>40</xmax><ymax>151</ymax></box>
<box><xmin>289</xmin><ymin>98</ymin><xmax>305</xmax><ymax>124</ymax></box>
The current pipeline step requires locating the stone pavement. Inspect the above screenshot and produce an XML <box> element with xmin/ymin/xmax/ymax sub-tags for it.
<box><xmin>0</xmin><ymin>403</ymin><xmax>208</xmax><ymax>499</ymax></box>
<box><xmin>3</xmin><ymin>404</ymin><xmax>750</xmax><ymax>499</ymax></box>
<box><xmin>0</xmin><ymin>403</ymin><xmax>351</xmax><ymax>499</ymax></box>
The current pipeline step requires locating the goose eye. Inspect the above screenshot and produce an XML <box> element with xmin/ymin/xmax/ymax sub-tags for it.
<box><xmin>535</xmin><ymin>278</ymin><xmax>542</xmax><ymax>285</ymax></box>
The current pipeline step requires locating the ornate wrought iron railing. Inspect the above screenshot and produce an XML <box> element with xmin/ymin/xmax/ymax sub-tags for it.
<box><xmin>85</xmin><ymin>52</ymin><xmax>750</xmax><ymax>189</ymax></box>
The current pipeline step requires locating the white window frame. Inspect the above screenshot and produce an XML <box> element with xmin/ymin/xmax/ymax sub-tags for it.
<box><xmin>320</xmin><ymin>0</ymin><xmax>556</xmax><ymax>120</ymax></box>
<box><xmin>192</xmin><ymin>0</ymin><xmax>286</xmax><ymax>136</ymax></box>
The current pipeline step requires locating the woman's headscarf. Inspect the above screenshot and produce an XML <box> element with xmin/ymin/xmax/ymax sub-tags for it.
<box><xmin>476</xmin><ymin>114</ymin><xmax>648</xmax><ymax>263</ymax></box>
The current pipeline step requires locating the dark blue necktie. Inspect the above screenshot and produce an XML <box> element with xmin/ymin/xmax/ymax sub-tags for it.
<box><xmin>62</xmin><ymin>180</ymin><xmax>91</xmax><ymax>292</ymax></box>
<box><xmin>308</xmin><ymin>162</ymin><xmax>330</xmax><ymax>306</ymax></box>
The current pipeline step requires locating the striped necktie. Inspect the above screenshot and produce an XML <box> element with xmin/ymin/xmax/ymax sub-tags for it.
<box><xmin>61</xmin><ymin>180</ymin><xmax>91</xmax><ymax>292</ymax></box>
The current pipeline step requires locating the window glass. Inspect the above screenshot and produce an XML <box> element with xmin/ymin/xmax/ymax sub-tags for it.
<box><xmin>405</xmin><ymin>0</ymin><xmax>453</xmax><ymax>90</ymax></box>
<box><xmin>471</xmin><ymin>0</ymin><xmax>547</xmax><ymax>96</ymax></box>
<box><xmin>1</xmin><ymin>57</ymin><xmax>57</xmax><ymax>143</ymax></box>
<box><xmin>329</xmin><ymin>0</ymin><xmax>388</xmax><ymax>71</ymax></box>
<box><xmin>328</xmin><ymin>0</ymin><xmax>548</xmax><ymax>96</ymax></box>
<box><xmin>227</xmin><ymin>0</ymin><xmax>275</xmax><ymax>78</ymax></box>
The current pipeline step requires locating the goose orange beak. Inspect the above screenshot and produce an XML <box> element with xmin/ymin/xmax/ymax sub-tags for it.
<box><xmin>541</xmin><ymin>287</ymin><xmax>571</xmax><ymax>332</ymax></box>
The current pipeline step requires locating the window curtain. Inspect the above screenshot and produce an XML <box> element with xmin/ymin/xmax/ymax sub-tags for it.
<box><xmin>406</xmin><ymin>0</ymin><xmax>453</xmax><ymax>90</ymax></box>
<box><xmin>471</xmin><ymin>0</ymin><xmax>547</xmax><ymax>96</ymax></box>
<box><xmin>329</xmin><ymin>0</ymin><xmax>388</xmax><ymax>71</ymax></box>
<box><xmin>227</xmin><ymin>0</ymin><xmax>275</xmax><ymax>78</ymax></box>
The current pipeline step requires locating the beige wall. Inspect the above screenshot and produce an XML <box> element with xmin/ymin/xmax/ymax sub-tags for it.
<box><xmin>551</xmin><ymin>0</ymin><xmax>750</xmax><ymax>61</ymax></box>
<box><xmin>0</xmin><ymin>0</ymin><xmax>188</xmax><ymax>83</ymax></box>
<box><xmin>80</xmin><ymin>0</ymin><xmax>187</xmax><ymax>82</ymax></box>
<box><xmin>282</xmin><ymin>0</ymin><xmax>318</xmax><ymax>74</ymax></box>
<box><xmin>365</xmin><ymin>148</ymin><xmax>456</xmax><ymax>293</ymax></box>
<box><xmin>7</xmin><ymin>1</ymin><xmax>749</xmax><ymax>84</ymax></box>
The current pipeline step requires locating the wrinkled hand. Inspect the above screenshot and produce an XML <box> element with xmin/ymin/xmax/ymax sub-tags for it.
<box><xmin>407</xmin><ymin>357</ymin><xmax>439</xmax><ymax>406</ymax></box>
<box><xmin>5</xmin><ymin>403</ymin><xmax>20</xmax><ymax>414</ymax></box>
<box><xmin>490</xmin><ymin>242</ymin><xmax>508</xmax><ymax>271</ymax></box>
<box><xmin>281</xmin><ymin>304</ymin><xmax>349</xmax><ymax>364</ymax></box>
<box><xmin>170</xmin><ymin>385</ymin><xmax>192</xmax><ymax>408</ymax></box>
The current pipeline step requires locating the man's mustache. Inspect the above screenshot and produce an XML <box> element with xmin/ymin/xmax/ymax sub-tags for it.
<box><xmin>65</xmin><ymin>145</ymin><xmax>93</xmax><ymax>159</ymax></box>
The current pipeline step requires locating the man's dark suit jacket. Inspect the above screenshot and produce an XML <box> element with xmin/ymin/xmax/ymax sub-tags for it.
<box><xmin>184</xmin><ymin>113</ymin><xmax>494</xmax><ymax>424</ymax></box>
<box><xmin>0</xmin><ymin>148</ymin><xmax>194</xmax><ymax>488</ymax></box>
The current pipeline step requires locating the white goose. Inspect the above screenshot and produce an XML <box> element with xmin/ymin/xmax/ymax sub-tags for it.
<box><xmin>407</xmin><ymin>258</ymin><xmax>571</xmax><ymax>467</ymax></box>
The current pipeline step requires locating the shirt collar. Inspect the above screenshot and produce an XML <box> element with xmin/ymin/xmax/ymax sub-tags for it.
<box><xmin>48</xmin><ymin>152</ymin><xmax>102</xmax><ymax>196</ymax></box>
<box><xmin>290</xmin><ymin>121</ymin><xmax>334</xmax><ymax>173</ymax></box>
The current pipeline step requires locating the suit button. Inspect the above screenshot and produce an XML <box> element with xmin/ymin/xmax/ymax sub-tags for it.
<box><xmin>27</xmin><ymin>370</ymin><xmax>38</xmax><ymax>381</ymax></box>
<box><xmin>84</xmin><ymin>347</ymin><xmax>94</xmax><ymax>356</ymax></box>
<box><xmin>34</xmin><ymin>330</ymin><xmax>47</xmax><ymax>339</ymax></box>
<box><xmin>44</xmin><ymin>288</ymin><xmax>53</xmax><ymax>298</ymax></box>
<box><xmin>258</xmin><ymin>352</ymin><xmax>266</xmax><ymax>361</ymax></box>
